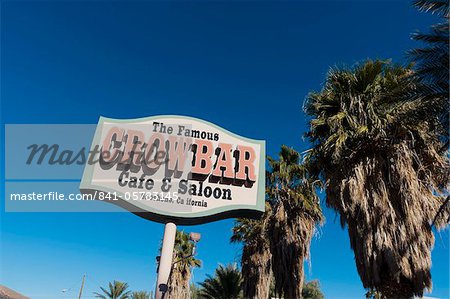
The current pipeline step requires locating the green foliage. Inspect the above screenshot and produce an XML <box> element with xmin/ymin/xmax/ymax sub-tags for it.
<box><xmin>173</xmin><ymin>230</ymin><xmax>201</xmax><ymax>269</ymax></box>
<box><xmin>130</xmin><ymin>291</ymin><xmax>150</xmax><ymax>299</ymax></box>
<box><xmin>302</xmin><ymin>280</ymin><xmax>325</xmax><ymax>299</ymax></box>
<box><xmin>266</xmin><ymin>145</ymin><xmax>323</xmax><ymax>223</ymax></box>
<box><xmin>198</xmin><ymin>264</ymin><xmax>242</xmax><ymax>299</ymax></box>
<box><xmin>94</xmin><ymin>281</ymin><xmax>131</xmax><ymax>299</ymax></box>
<box><xmin>306</xmin><ymin>60</ymin><xmax>422</xmax><ymax>163</ymax></box>
<box><xmin>230</xmin><ymin>214</ymin><xmax>267</xmax><ymax>246</ymax></box>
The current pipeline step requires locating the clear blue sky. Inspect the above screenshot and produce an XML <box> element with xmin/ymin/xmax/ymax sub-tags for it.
<box><xmin>1</xmin><ymin>1</ymin><xmax>448</xmax><ymax>298</ymax></box>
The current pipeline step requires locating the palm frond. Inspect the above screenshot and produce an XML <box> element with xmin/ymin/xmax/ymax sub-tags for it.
<box><xmin>413</xmin><ymin>0</ymin><xmax>449</xmax><ymax>16</ymax></box>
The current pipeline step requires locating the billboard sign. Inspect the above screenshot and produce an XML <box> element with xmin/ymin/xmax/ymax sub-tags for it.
<box><xmin>80</xmin><ymin>116</ymin><xmax>265</xmax><ymax>224</ymax></box>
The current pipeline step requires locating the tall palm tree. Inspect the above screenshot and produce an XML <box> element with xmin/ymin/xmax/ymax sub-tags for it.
<box><xmin>230</xmin><ymin>205</ymin><xmax>272</xmax><ymax>299</ymax></box>
<box><xmin>166</xmin><ymin>230</ymin><xmax>201</xmax><ymax>299</ymax></box>
<box><xmin>305</xmin><ymin>60</ymin><xmax>449</xmax><ymax>298</ymax></box>
<box><xmin>94</xmin><ymin>281</ymin><xmax>131</xmax><ymax>299</ymax></box>
<box><xmin>266</xmin><ymin>146</ymin><xmax>323</xmax><ymax>299</ymax></box>
<box><xmin>409</xmin><ymin>0</ymin><xmax>449</xmax><ymax>135</ymax></box>
<box><xmin>198</xmin><ymin>264</ymin><xmax>242</xmax><ymax>299</ymax></box>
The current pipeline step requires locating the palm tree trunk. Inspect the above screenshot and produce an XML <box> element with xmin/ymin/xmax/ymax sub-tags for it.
<box><xmin>167</xmin><ymin>265</ymin><xmax>190</xmax><ymax>299</ymax></box>
<box><xmin>269</xmin><ymin>199</ymin><xmax>315</xmax><ymax>299</ymax></box>
<box><xmin>241</xmin><ymin>243</ymin><xmax>272</xmax><ymax>299</ymax></box>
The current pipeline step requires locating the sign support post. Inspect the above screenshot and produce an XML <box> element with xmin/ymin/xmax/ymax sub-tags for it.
<box><xmin>155</xmin><ymin>222</ymin><xmax>177</xmax><ymax>299</ymax></box>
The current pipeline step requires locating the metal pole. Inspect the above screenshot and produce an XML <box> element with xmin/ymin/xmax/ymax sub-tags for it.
<box><xmin>155</xmin><ymin>222</ymin><xmax>177</xmax><ymax>299</ymax></box>
<box><xmin>78</xmin><ymin>274</ymin><xmax>85</xmax><ymax>299</ymax></box>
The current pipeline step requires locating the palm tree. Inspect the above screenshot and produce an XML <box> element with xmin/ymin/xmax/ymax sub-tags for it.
<box><xmin>94</xmin><ymin>281</ymin><xmax>131</xmax><ymax>299</ymax></box>
<box><xmin>131</xmin><ymin>291</ymin><xmax>150</xmax><ymax>299</ymax></box>
<box><xmin>198</xmin><ymin>264</ymin><xmax>242</xmax><ymax>299</ymax></box>
<box><xmin>302</xmin><ymin>280</ymin><xmax>324</xmax><ymax>299</ymax></box>
<box><xmin>266</xmin><ymin>146</ymin><xmax>323</xmax><ymax>299</ymax></box>
<box><xmin>409</xmin><ymin>0</ymin><xmax>449</xmax><ymax>134</ymax></box>
<box><xmin>230</xmin><ymin>204</ymin><xmax>272</xmax><ymax>299</ymax></box>
<box><xmin>305</xmin><ymin>60</ymin><xmax>449</xmax><ymax>298</ymax></box>
<box><xmin>166</xmin><ymin>230</ymin><xmax>201</xmax><ymax>299</ymax></box>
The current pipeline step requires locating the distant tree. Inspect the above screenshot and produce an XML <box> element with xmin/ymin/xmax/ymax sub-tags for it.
<box><xmin>131</xmin><ymin>291</ymin><xmax>150</xmax><ymax>299</ymax></box>
<box><xmin>130</xmin><ymin>291</ymin><xmax>150</xmax><ymax>299</ymax></box>
<box><xmin>198</xmin><ymin>264</ymin><xmax>242</xmax><ymax>299</ymax></box>
<box><xmin>94</xmin><ymin>281</ymin><xmax>131</xmax><ymax>299</ymax></box>
<box><xmin>302</xmin><ymin>280</ymin><xmax>324</xmax><ymax>299</ymax></box>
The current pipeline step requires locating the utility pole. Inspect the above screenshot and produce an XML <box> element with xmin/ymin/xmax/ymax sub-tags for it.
<box><xmin>78</xmin><ymin>274</ymin><xmax>86</xmax><ymax>299</ymax></box>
